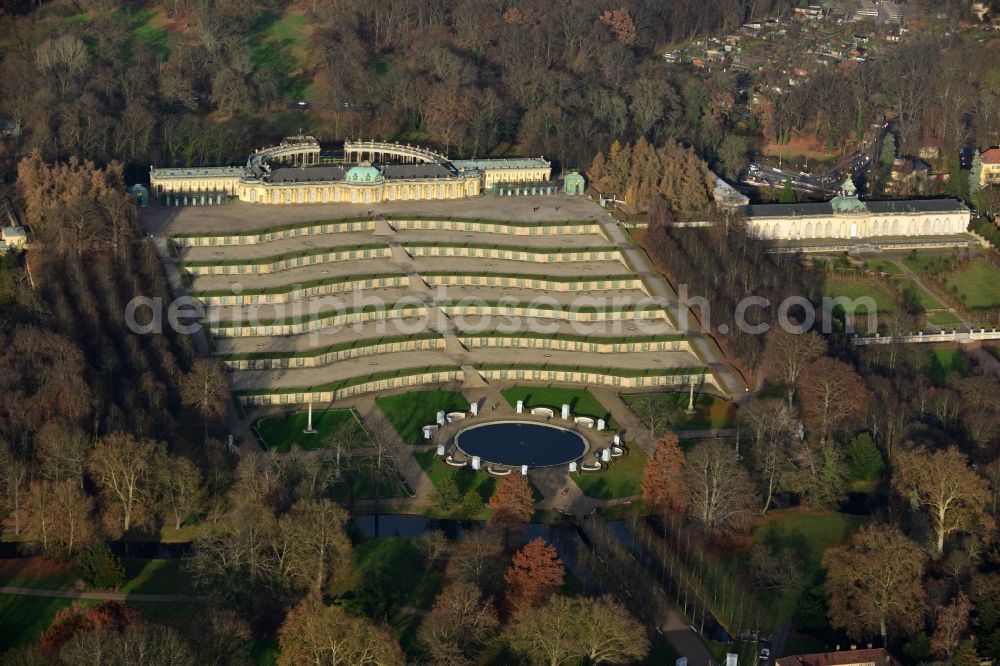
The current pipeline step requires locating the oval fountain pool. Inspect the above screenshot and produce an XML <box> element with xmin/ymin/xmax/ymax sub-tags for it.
<box><xmin>455</xmin><ymin>421</ymin><xmax>587</xmax><ymax>468</ymax></box>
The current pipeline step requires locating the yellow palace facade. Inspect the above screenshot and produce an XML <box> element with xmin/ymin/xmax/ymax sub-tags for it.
<box><xmin>150</xmin><ymin>138</ymin><xmax>549</xmax><ymax>206</ymax></box>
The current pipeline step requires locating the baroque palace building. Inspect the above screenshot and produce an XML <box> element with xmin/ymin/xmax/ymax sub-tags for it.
<box><xmin>149</xmin><ymin>137</ymin><xmax>555</xmax><ymax>206</ymax></box>
<box><xmin>745</xmin><ymin>178</ymin><xmax>970</xmax><ymax>240</ymax></box>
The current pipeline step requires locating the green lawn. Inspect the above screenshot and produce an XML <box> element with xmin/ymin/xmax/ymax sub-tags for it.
<box><xmin>250</xmin><ymin>11</ymin><xmax>310</xmax><ymax>99</ymax></box>
<box><xmin>0</xmin><ymin>595</ymin><xmax>199</xmax><ymax>652</ymax></box>
<box><xmin>130</xmin><ymin>8</ymin><xmax>171</xmax><ymax>59</ymax></box>
<box><xmin>622</xmin><ymin>392</ymin><xmax>737</xmax><ymax>431</ymax></box>
<box><xmin>571</xmin><ymin>449</ymin><xmax>647</xmax><ymax>499</ymax></box>
<box><xmin>333</xmin><ymin>538</ymin><xmax>443</xmax><ymax>652</ymax></box>
<box><xmin>0</xmin><ymin>595</ymin><xmax>89</xmax><ymax>651</ymax></box>
<box><xmin>248</xmin><ymin>638</ymin><xmax>279</xmax><ymax>666</ymax></box>
<box><xmin>903</xmin><ymin>253</ymin><xmax>954</xmax><ymax>275</ymax></box>
<box><xmin>255</xmin><ymin>408</ymin><xmax>358</xmax><ymax>452</ymax></box>
<box><xmin>740</xmin><ymin>509</ymin><xmax>865</xmax><ymax>624</ymax></box>
<box><xmin>122</xmin><ymin>558</ymin><xmax>191</xmax><ymax>595</ymax></box>
<box><xmin>821</xmin><ymin>276</ymin><xmax>897</xmax><ymax>312</ymax></box>
<box><xmin>864</xmin><ymin>258</ymin><xmax>902</xmax><ymax>274</ymax></box>
<box><xmin>414</xmin><ymin>452</ymin><xmax>543</xmax><ymax>515</ymax></box>
<box><xmin>926</xmin><ymin>348</ymin><xmax>968</xmax><ymax>385</ymax></box>
<box><xmin>377</xmin><ymin>390</ymin><xmax>470</xmax><ymax>445</ymax></box>
<box><xmin>414</xmin><ymin>451</ymin><xmax>497</xmax><ymax>504</ymax></box>
<box><xmin>928</xmin><ymin>310</ymin><xmax>963</xmax><ymax>327</ymax></box>
<box><xmin>945</xmin><ymin>261</ymin><xmax>1000</xmax><ymax>309</ymax></box>
<box><xmin>902</xmin><ymin>280</ymin><xmax>944</xmax><ymax>310</ymax></box>
<box><xmin>0</xmin><ymin>558</ymin><xmax>76</xmax><ymax>589</ymax></box>
<box><xmin>0</xmin><ymin>557</ymin><xmax>191</xmax><ymax>596</ymax></box>
<box><xmin>501</xmin><ymin>387</ymin><xmax>614</xmax><ymax>426</ymax></box>
<box><xmin>329</xmin><ymin>468</ymin><xmax>411</xmax><ymax>502</ymax></box>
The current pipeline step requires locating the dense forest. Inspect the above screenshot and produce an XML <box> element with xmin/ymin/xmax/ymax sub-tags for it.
<box><xmin>0</xmin><ymin>0</ymin><xmax>995</xmax><ymax>186</ymax></box>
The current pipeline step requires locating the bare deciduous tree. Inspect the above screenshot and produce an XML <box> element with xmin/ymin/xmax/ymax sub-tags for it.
<box><xmin>180</xmin><ymin>359</ymin><xmax>230</xmax><ymax>445</ymax></box>
<box><xmin>824</xmin><ymin>524</ymin><xmax>926</xmax><ymax>642</ymax></box>
<box><xmin>894</xmin><ymin>446</ymin><xmax>992</xmax><ymax>554</ymax></box>
<box><xmin>87</xmin><ymin>433</ymin><xmax>163</xmax><ymax>534</ymax></box>
<box><xmin>684</xmin><ymin>439</ymin><xmax>755</xmax><ymax>535</ymax></box>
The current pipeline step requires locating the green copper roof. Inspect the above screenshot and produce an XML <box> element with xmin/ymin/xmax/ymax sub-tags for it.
<box><xmin>830</xmin><ymin>195</ymin><xmax>868</xmax><ymax>213</ymax></box>
<box><xmin>345</xmin><ymin>164</ymin><xmax>383</xmax><ymax>183</ymax></box>
<box><xmin>830</xmin><ymin>177</ymin><xmax>866</xmax><ymax>213</ymax></box>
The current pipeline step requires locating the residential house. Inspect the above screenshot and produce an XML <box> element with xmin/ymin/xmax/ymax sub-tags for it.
<box><xmin>777</xmin><ymin>648</ymin><xmax>901</xmax><ymax>666</ymax></box>
<box><xmin>1</xmin><ymin>226</ymin><xmax>26</xmax><ymax>249</ymax></box>
<box><xmin>974</xmin><ymin>147</ymin><xmax>1000</xmax><ymax>189</ymax></box>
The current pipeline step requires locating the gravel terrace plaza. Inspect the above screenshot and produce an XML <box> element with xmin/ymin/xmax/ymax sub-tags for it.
<box><xmin>142</xmin><ymin>195</ymin><xmax>731</xmax><ymax>411</ymax></box>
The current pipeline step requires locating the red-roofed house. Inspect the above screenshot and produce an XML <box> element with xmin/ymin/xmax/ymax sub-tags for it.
<box><xmin>776</xmin><ymin>648</ymin><xmax>901</xmax><ymax>666</ymax></box>
<box><xmin>975</xmin><ymin>147</ymin><xmax>1000</xmax><ymax>189</ymax></box>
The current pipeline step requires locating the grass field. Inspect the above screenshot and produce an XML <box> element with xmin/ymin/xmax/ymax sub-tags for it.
<box><xmin>0</xmin><ymin>558</ymin><xmax>76</xmax><ymax>589</ymax></box>
<box><xmin>945</xmin><ymin>261</ymin><xmax>1000</xmax><ymax>309</ymax></box>
<box><xmin>248</xmin><ymin>638</ymin><xmax>279</xmax><ymax>666</ymax></box>
<box><xmin>821</xmin><ymin>276</ymin><xmax>897</xmax><ymax>312</ymax></box>
<box><xmin>377</xmin><ymin>390</ymin><xmax>471</xmax><ymax>445</ymax></box>
<box><xmin>250</xmin><ymin>11</ymin><xmax>311</xmax><ymax>99</ymax></box>
<box><xmin>0</xmin><ymin>595</ymin><xmax>200</xmax><ymax>652</ymax></box>
<box><xmin>622</xmin><ymin>392</ymin><xmax>737</xmax><ymax>431</ymax></box>
<box><xmin>928</xmin><ymin>310</ymin><xmax>963</xmax><ymax>327</ymax></box>
<box><xmin>571</xmin><ymin>449</ymin><xmax>647</xmax><ymax>499</ymax></box>
<box><xmin>255</xmin><ymin>408</ymin><xmax>358</xmax><ymax>452</ymax></box>
<box><xmin>501</xmin><ymin>387</ymin><xmax>614</xmax><ymax>426</ymax></box>
<box><xmin>741</xmin><ymin>509</ymin><xmax>865</xmax><ymax>624</ymax></box>
<box><xmin>902</xmin><ymin>280</ymin><xmax>944</xmax><ymax>310</ymax></box>
<box><xmin>130</xmin><ymin>8</ymin><xmax>171</xmax><ymax>59</ymax></box>
<box><xmin>903</xmin><ymin>253</ymin><xmax>954</xmax><ymax>275</ymax></box>
<box><xmin>121</xmin><ymin>558</ymin><xmax>192</xmax><ymax>595</ymax></box>
<box><xmin>330</xmin><ymin>469</ymin><xmax>411</xmax><ymax>502</ymax></box>
<box><xmin>0</xmin><ymin>595</ymin><xmax>89</xmax><ymax>651</ymax></box>
<box><xmin>413</xmin><ymin>451</ymin><xmax>497</xmax><ymax>505</ymax></box>
<box><xmin>332</xmin><ymin>538</ymin><xmax>443</xmax><ymax>651</ymax></box>
<box><xmin>864</xmin><ymin>258</ymin><xmax>902</xmax><ymax>274</ymax></box>
<box><xmin>0</xmin><ymin>557</ymin><xmax>193</xmax><ymax>595</ymax></box>
<box><xmin>926</xmin><ymin>348</ymin><xmax>968</xmax><ymax>385</ymax></box>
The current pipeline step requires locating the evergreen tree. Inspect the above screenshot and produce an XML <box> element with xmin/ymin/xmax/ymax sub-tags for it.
<box><xmin>971</xmin><ymin>151</ymin><xmax>983</xmax><ymax>193</ymax></box>
<box><xmin>779</xmin><ymin>179</ymin><xmax>797</xmax><ymax>203</ymax></box>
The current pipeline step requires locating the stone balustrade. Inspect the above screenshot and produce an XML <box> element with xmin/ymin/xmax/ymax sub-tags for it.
<box><xmin>853</xmin><ymin>327</ymin><xmax>1000</xmax><ymax>346</ymax></box>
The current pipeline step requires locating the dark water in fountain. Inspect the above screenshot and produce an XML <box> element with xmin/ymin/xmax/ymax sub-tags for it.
<box><xmin>455</xmin><ymin>421</ymin><xmax>587</xmax><ymax>467</ymax></box>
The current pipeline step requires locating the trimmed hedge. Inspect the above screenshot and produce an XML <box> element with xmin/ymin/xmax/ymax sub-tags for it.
<box><xmin>191</xmin><ymin>272</ymin><xmax>407</xmax><ymax>297</ymax></box>
<box><xmin>478</xmin><ymin>362</ymin><xmax>708</xmax><ymax>378</ymax></box>
<box><xmin>234</xmin><ymin>364</ymin><xmax>462</xmax><ymax>396</ymax></box>
<box><xmin>178</xmin><ymin>242</ymin><xmax>386</xmax><ymax>268</ymax></box>
<box><xmin>217</xmin><ymin>332</ymin><xmax>443</xmax><ymax>361</ymax></box>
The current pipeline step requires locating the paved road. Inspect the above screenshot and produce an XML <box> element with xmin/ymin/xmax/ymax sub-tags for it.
<box><xmin>0</xmin><ymin>586</ymin><xmax>204</xmax><ymax>603</ymax></box>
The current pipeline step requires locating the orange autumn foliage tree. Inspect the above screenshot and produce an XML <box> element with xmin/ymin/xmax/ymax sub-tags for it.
<box><xmin>641</xmin><ymin>432</ymin><xmax>686</xmax><ymax>513</ymax></box>
<box><xmin>36</xmin><ymin>601</ymin><xmax>143</xmax><ymax>658</ymax></box>
<box><xmin>504</xmin><ymin>537</ymin><xmax>565</xmax><ymax>614</ymax></box>
<box><xmin>487</xmin><ymin>474</ymin><xmax>534</xmax><ymax>529</ymax></box>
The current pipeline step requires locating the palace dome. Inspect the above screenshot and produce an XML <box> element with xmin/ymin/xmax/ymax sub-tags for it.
<box><xmin>345</xmin><ymin>162</ymin><xmax>383</xmax><ymax>183</ymax></box>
